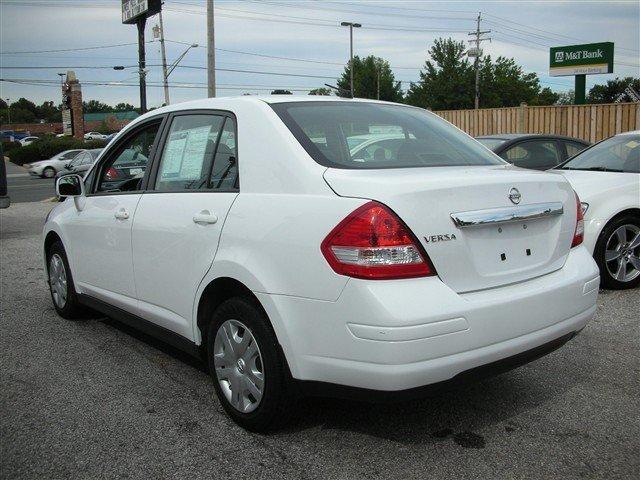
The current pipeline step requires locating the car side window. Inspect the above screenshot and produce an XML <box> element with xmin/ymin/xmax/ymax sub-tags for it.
<box><xmin>209</xmin><ymin>117</ymin><xmax>238</xmax><ymax>190</ymax></box>
<box><xmin>61</xmin><ymin>150</ymin><xmax>79</xmax><ymax>160</ymax></box>
<box><xmin>501</xmin><ymin>140</ymin><xmax>561</xmax><ymax>169</ymax></box>
<box><xmin>564</xmin><ymin>141</ymin><xmax>587</xmax><ymax>158</ymax></box>
<box><xmin>96</xmin><ymin>122</ymin><xmax>160</xmax><ymax>193</ymax></box>
<box><xmin>154</xmin><ymin>114</ymin><xmax>234</xmax><ymax>191</ymax></box>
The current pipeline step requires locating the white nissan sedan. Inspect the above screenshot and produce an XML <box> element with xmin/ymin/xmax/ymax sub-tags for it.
<box><xmin>555</xmin><ymin>131</ymin><xmax>640</xmax><ymax>289</ymax></box>
<box><xmin>44</xmin><ymin>97</ymin><xmax>599</xmax><ymax>431</ymax></box>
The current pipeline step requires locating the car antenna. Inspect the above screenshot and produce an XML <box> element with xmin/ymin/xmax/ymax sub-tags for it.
<box><xmin>324</xmin><ymin>83</ymin><xmax>353</xmax><ymax>99</ymax></box>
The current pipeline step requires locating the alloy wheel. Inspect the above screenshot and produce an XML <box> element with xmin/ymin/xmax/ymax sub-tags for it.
<box><xmin>605</xmin><ymin>224</ymin><xmax>640</xmax><ymax>283</ymax></box>
<box><xmin>43</xmin><ymin>168</ymin><xmax>55</xmax><ymax>178</ymax></box>
<box><xmin>49</xmin><ymin>253</ymin><xmax>68</xmax><ymax>308</ymax></box>
<box><xmin>213</xmin><ymin>319</ymin><xmax>264</xmax><ymax>413</ymax></box>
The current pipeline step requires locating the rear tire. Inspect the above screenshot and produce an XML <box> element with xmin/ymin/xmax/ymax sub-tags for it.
<box><xmin>594</xmin><ymin>214</ymin><xmax>640</xmax><ymax>290</ymax></box>
<box><xmin>46</xmin><ymin>241</ymin><xmax>86</xmax><ymax>319</ymax></box>
<box><xmin>206</xmin><ymin>297</ymin><xmax>294</xmax><ymax>432</ymax></box>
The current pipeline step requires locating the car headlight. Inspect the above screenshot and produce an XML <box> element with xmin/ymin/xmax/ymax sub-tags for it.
<box><xmin>580</xmin><ymin>202</ymin><xmax>589</xmax><ymax>215</ymax></box>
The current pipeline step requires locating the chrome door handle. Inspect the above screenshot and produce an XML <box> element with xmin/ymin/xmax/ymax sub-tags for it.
<box><xmin>114</xmin><ymin>209</ymin><xmax>130</xmax><ymax>220</ymax></box>
<box><xmin>193</xmin><ymin>210</ymin><xmax>218</xmax><ymax>225</ymax></box>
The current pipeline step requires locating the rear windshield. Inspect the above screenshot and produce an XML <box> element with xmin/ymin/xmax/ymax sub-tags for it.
<box><xmin>559</xmin><ymin>134</ymin><xmax>640</xmax><ymax>173</ymax></box>
<box><xmin>477</xmin><ymin>138</ymin><xmax>507</xmax><ymax>150</ymax></box>
<box><xmin>271</xmin><ymin>101</ymin><xmax>504</xmax><ymax>169</ymax></box>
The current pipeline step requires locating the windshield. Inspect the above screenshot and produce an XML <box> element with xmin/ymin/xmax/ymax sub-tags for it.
<box><xmin>477</xmin><ymin>138</ymin><xmax>508</xmax><ymax>150</ymax></box>
<box><xmin>560</xmin><ymin>134</ymin><xmax>640</xmax><ymax>173</ymax></box>
<box><xmin>271</xmin><ymin>102</ymin><xmax>504</xmax><ymax>169</ymax></box>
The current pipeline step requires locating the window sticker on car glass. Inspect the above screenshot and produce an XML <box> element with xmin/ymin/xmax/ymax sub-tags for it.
<box><xmin>162</xmin><ymin>131</ymin><xmax>188</xmax><ymax>176</ymax></box>
<box><xmin>624</xmin><ymin>140</ymin><xmax>639</xmax><ymax>149</ymax></box>
<box><xmin>179</xmin><ymin>125</ymin><xmax>212</xmax><ymax>180</ymax></box>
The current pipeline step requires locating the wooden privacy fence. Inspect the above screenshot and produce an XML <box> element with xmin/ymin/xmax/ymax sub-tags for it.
<box><xmin>434</xmin><ymin>102</ymin><xmax>640</xmax><ymax>143</ymax></box>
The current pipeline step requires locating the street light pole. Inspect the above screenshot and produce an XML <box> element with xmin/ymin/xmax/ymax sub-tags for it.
<box><xmin>340</xmin><ymin>21</ymin><xmax>361</xmax><ymax>98</ymax></box>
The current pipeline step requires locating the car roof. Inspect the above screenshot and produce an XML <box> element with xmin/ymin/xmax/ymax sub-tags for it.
<box><xmin>134</xmin><ymin>95</ymin><xmax>402</xmax><ymax>121</ymax></box>
<box><xmin>476</xmin><ymin>133</ymin><xmax>588</xmax><ymax>142</ymax></box>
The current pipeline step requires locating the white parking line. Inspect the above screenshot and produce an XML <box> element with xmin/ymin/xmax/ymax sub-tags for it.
<box><xmin>7</xmin><ymin>173</ymin><xmax>30</xmax><ymax>178</ymax></box>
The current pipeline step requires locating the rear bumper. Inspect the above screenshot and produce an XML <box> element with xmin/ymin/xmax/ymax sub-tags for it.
<box><xmin>256</xmin><ymin>246</ymin><xmax>599</xmax><ymax>391</ymax></box>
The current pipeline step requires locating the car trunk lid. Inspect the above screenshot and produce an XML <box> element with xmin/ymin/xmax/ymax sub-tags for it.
<box><xmin>324</xmin><ymin>164</ymin><xmax>577</xmax><ymax>292</ymax></box>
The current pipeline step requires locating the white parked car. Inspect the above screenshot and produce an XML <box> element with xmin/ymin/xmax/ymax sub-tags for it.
<box><xmin>84</xmin><ymin>131</ymin><xmax>107</xmax><ymax>141</ymax></box>
<box><xmin>44</xmin><ymin>97</ymin><xmax>599</xmax><ymax>431</ymax></box>
<box><xmin>555</xmin><ymin>131</ymin><xmax>640</xmax><ymax>289</ymax></box>
<box><xmin>26</xmin><ymin>149</ymin><xmax>83</xmax><ymax>178</ymax></box>
<box><xmin>19</xmin><ymin>136</ymin><xmax>39</xmax><ymax>146</ymax></box>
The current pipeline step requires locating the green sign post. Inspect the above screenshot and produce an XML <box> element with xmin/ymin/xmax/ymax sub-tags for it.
<box><xmin>549</xmin><ymin>42</ymin><xmax>614</xmax><ymax>104</ymax></box>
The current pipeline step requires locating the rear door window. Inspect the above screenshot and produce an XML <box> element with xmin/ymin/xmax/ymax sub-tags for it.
<box><xmin>564</xmin><ymin>141</ymin><xmax>587</xmax><ymax>159</ymax></box>
<box><xmin>154</xmin><ymin>114</ymin><xmax>226</xmax><ymax>191</ymax></box>
<box><xmin>501</xmin><ymin>140</ymin><xmax>562</xmax><ymax>169</ymax></box>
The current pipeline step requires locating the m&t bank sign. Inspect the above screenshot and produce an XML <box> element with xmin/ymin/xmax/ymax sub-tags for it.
<box><xmin>549</xmin><ymin>42</ymin><xmax>614</xmax><ymax>77</ymax></box>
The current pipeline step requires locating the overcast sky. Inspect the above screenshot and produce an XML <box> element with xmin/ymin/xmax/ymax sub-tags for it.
<box><xmin>1</xmin><ymin>0</ymin><xmax>638</xmax><ymax>108</ymax></box>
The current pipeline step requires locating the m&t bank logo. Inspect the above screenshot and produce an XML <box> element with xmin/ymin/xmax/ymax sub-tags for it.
<box><xmin>555</xmin><ymin>51</ymin><xmax>565</xmax><ymax>63</ymax></box>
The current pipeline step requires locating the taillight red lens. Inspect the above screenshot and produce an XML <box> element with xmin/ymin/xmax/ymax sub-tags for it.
<box><xmin>571</xmin><ymin>191</ymin><xmax>584</xmax><ymax>248</ymax></box>
<box><xmin>321</xmin><ymin>201</ymin><xmax>435</xmax><ymax>279</ymax></box>
<box><xmin>105</xmin><ymin>167</ymin><xmax>118</xmax><ymax>180</ymax></box>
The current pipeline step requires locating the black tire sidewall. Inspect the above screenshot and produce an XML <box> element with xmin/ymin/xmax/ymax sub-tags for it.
<box><xmin>46</xmin><ymin>241</ymin><xmax>83</xmax><ymax>318</ymax></box>
<box><xmin>595</xmin><ymin>214</ymin><xmax>640</xmax><ymax>290</ymax></box>
<box><xmin>43</xmin><ymin>167</ymin><xmax>55</xmax><ymax>178</ymax></box>
<box><xmin>206</xmin><ymin>297</ymin><xmax>291</xmax><ymax>432</ymax></box>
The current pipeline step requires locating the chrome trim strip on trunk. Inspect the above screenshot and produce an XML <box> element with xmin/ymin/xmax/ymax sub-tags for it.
<box><xmin>451</xmin><ymin>202</ymin><xmax>564</xmax><ymax>228</ymax></box>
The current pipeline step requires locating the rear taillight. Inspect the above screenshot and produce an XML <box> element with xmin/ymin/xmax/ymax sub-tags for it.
<box><xmin>105</xmin><ymin>167</ymin><xmax>118</xmax><ymax>180</ymax></box>
<box><xmin>571</xmin><ymin>191</ymin><xmax>584</xmax><ymax>248</ymax></box>
<box><xmin>321</xmin><ymin>201</ymin><xmax>435</xmax><ymax>279</ymax></box>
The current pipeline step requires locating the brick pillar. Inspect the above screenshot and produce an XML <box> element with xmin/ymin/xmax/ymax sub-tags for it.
<box><xmin>66</xmin><ymin>71</ymin><xmax>84</xmax><ymax>140</ymax></box>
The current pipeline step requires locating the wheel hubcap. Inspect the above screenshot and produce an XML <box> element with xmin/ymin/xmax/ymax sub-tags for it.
<box><xmin>605</xmin><ymin>224</ymin><xmax>640</xmax><ymax>283</ymax></box>
<box><xmin>213</xmin><ymin>319</ymin><xmax>264</xmax><ymax>413</ymax></box>
<box><xmin>49</xmin><ymin>254</ymin><xmax>68</xmax><ymax>308</ymax></box>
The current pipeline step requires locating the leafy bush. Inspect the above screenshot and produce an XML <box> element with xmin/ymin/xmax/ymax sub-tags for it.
<box><xmin>1</xmin><ymin>140</ymin><xmax>21</xmax><ymax>155</ymax></box>
<box><xmin>7</xmin><ymin>137</ymin><xmax>106</xmax><ymax>165</ymax></box>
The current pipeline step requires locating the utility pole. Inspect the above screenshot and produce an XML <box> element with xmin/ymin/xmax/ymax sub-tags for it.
<box><xmin>6</xmin><ymin>99</ymin><xmax>10</xmax><ymax>124</ymax></box>
<box><xmin>341</xmin><ymin>21</ymin><xmax>361</xmax><ymax>97</ymax></box>
<box><xmin>376</xmin><ymin>60</ymin><xmax>381</xmax><ymax>100</ymax></box>
<box><xmin>157</xmin><ymin>10</ymin><xmax>170</xmax><ymax>105</ymax></box>
<box><xmin>207</xmin><ymin>0</ymin><xmax>216</xmax><ymax>97</ymax></box>
<box><xmin>137</xmin><ymin>16</ymin><xmax>147</xmax><ymax>113</ymax></box>
<box><xmin>468</xmin><ymin>12</ymin><xmax>491</xmax><ymax>109</ymax></box>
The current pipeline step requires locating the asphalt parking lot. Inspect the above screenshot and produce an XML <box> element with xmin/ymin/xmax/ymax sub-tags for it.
<box><xmin>1</xmin><ymin>202</ymin><xmax>638</xmax><ymax>480</ymax></box>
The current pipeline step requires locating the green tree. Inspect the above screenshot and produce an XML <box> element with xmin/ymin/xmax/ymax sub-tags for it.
<box><xmin>114</xmin><ymin>102</ymin><xmax>136</xmax><ymax>112</ymax></box>
<box><xmin>36</xmin><ymin>101</ymin><xmax>61</xmax><ymax>122</ymax></box>
<box><xmin>308</xmin><ymin>87</ymin><xmax>332</xmax><ymax>96</ymax></box>
<box><xmin>270</xmin><ymin>89</ymin><xmax>293</xmax><ymax>95</ymax></box>
<box><xmin>82</xmin><ymin>100</ymin><xmax>112</xmax><ymax>113</ymax></box>
<box><xmin>406</xmin><ymin>37</ymin><xmax>560</xmax><ymax>110</ymax></box>
<box><xmin>555</xmin><ymin>90</ymin><xmax>574</xmax><ymax>105</ymax></box>
<box><xmin>531</xmin><ymin>87</ymin><xmax>560</xmax><ymax>106</ymax></box>
<box><xmin>405</xmin><ymin>38</ymin><xmax>474</xmax><ymax>110</ymax></box>
<box><xmin>588</xmin><ymin>77</ymin><xmax>640</xmax><ymax>103</ymax></box>
<box><xmin>337</xmin><ymin>55</ymin><xmax>403</xmax><ymax>102</ymax></box>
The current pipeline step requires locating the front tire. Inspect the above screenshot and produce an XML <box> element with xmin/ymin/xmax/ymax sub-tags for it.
<box><xmin>594</xmin><ymin>214</ymin><xmax>640</xmax><ymax>290</ymax></box>
<box><xmin>46</xmin><ymin>241</ymin><xmax>85</xmax><ymax>319</ymax></box>
<box><xmin>206</xmin><ymin>297</ymin><xmax>294</xmax><ymax>432</ymax></box>
<box><xmin>42</xmin><ymin>167</ymin><xmax>56</xmax><ymax>178</ymax></box>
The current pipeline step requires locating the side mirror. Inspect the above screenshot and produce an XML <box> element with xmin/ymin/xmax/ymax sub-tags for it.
<box><xmin>56</xmin><ymin>174</ymin><xmax>84</xmax><ymax>198</ymax></box>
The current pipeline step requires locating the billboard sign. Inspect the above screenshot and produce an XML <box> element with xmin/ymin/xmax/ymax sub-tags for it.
<box><xmin>122</xmin><ymin>0</ymin><xmax>161</xmax><ymax>24</ymax></box>
<box><xmin>549</xmin><ymin>42</ymin><xmax>614</xmax><ymax>77</ymax></box>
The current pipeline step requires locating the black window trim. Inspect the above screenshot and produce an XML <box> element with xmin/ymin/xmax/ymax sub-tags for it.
<box><xmin>87</xmin><ymin>113</ymin><xmax>168</xmax><ymax>197</ymax></box>
<box><xmin>145</xmin><ymin>109</ymin><xmax>240</xmax><ymax>194</ymax></box>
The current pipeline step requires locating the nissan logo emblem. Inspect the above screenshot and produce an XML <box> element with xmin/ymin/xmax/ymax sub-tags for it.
<box><xmin>509</xmin><ymin>188</ymin><xmax>521</xmax><ymax>205</ymax></box>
